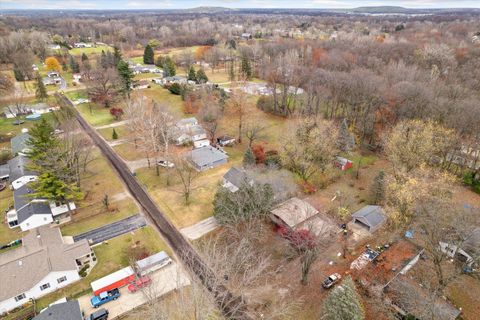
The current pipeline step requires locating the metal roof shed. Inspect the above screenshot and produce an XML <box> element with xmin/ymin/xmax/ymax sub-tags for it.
<box><xmin>136</xmin><ymin>251</ymin><xmax>172</xmax><ymax>275</ymax></box>
<box><xmin>352</xmin><ymin>205</ymin><xmax>386</xmax><ymax>233</ymax></box>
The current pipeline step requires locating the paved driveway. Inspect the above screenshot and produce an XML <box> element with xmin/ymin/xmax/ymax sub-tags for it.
<box><xmin>180</xmin><ymin>217</ymin><xmax>219</xmax><ymax>240</ymax></box>
<box><xmin>73</xmin><ymin>214</ymin><xmax>146</xmax><ymax>245</ymax></box>
<box><xmin>78</xmin><ymin>262</ymin><xmax>190</xmax><ymax>319</ymax></box>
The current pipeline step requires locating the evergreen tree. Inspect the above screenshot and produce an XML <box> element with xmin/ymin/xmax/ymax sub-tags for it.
<box><xmin>321</xmin><ymin>277</ymin><xmax>365</xmax><ymax>320</ymax></box>
<box><xmin>337</xmin><ymin>118</ymin><xmax>355</xmax><ymax>152</ymax></box>
<box><xmin>196</xmin><ymin>68</ymin><xmax>208</xmax><ymax>84</ymax></box>
<box><xmin>240</xmin><ymin>55</ymin><xmax>252</xmax><ymax>80</ymax></box>
<box><xmin>229</xmin><ymin>61</ymin><xmax>235</xmax><ymax>81</ymax></box>
<box><xmin>163</xmin><ymin>56</ymin><xmax>176</xmax><ymax>77</ymax></box>
<box><xmin>35</xmin><ymin>74</ymin><xmax>48</xmax><ymax>101</ymax></box>
<box><xmin>13</xmin><ymin>66</ymin><xmax>25</xmax><ymax>81</ymax></box>
<box><xmin>155</xmin><ymin>55</ymin><xmax>165</xmax><ymax>67</ymax></box>
<box><xmin>69</xmin><ymin>55</ymin><xmax>80</xmax><ymax>73</ymax></box>
<box><xmin>243</xmin><ymin>147</ymin><xmax>255</xmax><ymax>167</ymax></box>
<box><xmin>187</xmin><ymin>66</ymin><xmax>197</xmax><ymax>82</ymax></box>
<box><xmin>117</xmin><ymin>60</ymin><xmax>134</xmax><ymax>96</ymax></box>
<box><xmin>369</xmin><ymin>171</ymin><xmax>386</xmax><ymax>205</ymax></box>
<box><xmin>26</xmin><ymin>118</ymin><xmax>58</xmax><ymax>171</ymax></box>
<box><xmin>113</xmin><ymin>46</ymin><xmax>122</xmax><ymax>66</ymax></box>
<box><xmin>100</xmin><ymin>50</ymin><xmax>108</xmax><ymax>69</ymax></box>
<box><xmin>112</xmin><ymin>128</ymin><xmax>118</xmax><ymax>140</ymax></box>
<box><xmin>81</xmin><ymin>53</ymin><xmax>88</xmax><ymax>62</ymax></box>
<box><xmin>143</xmin><ymin>44</ymin><xmax>154</xmax><ymax>64</ymax></box>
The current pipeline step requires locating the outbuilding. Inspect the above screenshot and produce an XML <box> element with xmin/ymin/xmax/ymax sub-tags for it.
<box><xmin>351</xmin><ymin>205</ymin><xmax>386</xmax><ymax>233</ymax></box>
<box><xmin>270</xmin><ymin>197</ymin><xmax>319</xmax><ymax>230</ymax></box>
<box><xmin>91</xmin><ymin>266</ymin><xmax>135</xmax><ymax>296</ymax></box>
<box><xmin>189</xmin><ymin>146</ymin><xmax>228</xmax><ymax>171</ymax></box>
<box><xmin>135</xmin><ymin>251</ymin><xmax>172</xmax><ymax>276</ymax></box>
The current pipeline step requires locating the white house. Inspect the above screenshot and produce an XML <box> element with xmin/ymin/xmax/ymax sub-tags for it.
<box><xmin>0</xmin><ymin>227</ymin><xmax>93</xmax><ymax>313</ymax></box>
<box><xmin>193</xmin><ymin>139</ymin><xmax>210</xmax><ymax>149</ymax></box>
<box><xmin>8</xmin><ymin>156</ymin><xmax>37</xmax><ymax>190</ymax></box>
<box><xmin>73</xmin><ymin>42</ymin><xmax>93</xmax><ymax>48</ymax></box>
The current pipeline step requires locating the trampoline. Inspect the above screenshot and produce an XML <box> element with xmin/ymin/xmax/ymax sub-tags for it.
<box><xmin>26</xmin><ymin>113</ymin><xmax>42</xmax><ymax>121</ymax></box>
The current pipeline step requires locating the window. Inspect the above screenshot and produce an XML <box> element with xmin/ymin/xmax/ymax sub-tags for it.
<box><xmin>39</xmin><ymin>283</ymin><xmax>50</xmax><ymax>291</ymax></box>
<box><xmin>14</xmin><ymin>293</ymin><xmax>26</xmax><ymax>302</ymax></box>
<box><xmin>57</xmin><ymin>276</ymin><xmax>67</xmax><ymax>284</ymax></box>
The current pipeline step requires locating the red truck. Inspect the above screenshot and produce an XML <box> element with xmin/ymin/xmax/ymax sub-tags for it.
<box><xmin>127</xmin><ymin>276</ymin><xmax>152</xmax><ymax>293</ymax></box>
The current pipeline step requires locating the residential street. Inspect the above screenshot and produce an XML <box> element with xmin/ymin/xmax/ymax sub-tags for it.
<box><xmin>78</xmin><ymin>262</ymin><xmax>190</xmax><ymax>319</ymax></box>
<box><xmin>73</xmin><ymin>214</ymin><xmax>146</xmax><ymax>245</ymax></box>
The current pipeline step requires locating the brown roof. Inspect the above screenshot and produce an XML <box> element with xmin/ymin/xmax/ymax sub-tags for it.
<box><xmin>270</xmin><ymin>197</ymin><xmax>319</xmax><ymax>229</ymax></box>
<box><xmin>0</xmin><ymin>226</ymin><xmax>91</xmax><ymax>301</ymax></box>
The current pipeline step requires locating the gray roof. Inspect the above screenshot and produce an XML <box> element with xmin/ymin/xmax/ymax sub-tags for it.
<box><xmin>136</xmin><ymin>251</ymin><xmax>170</xmax><ymax>270</ymax></box>
<box><xmin>223</xmin><ymin>167</ymin><xmax>248</xmax><ymax>189</ymax></box>
<box><xmin>14</xmin><ymin>184</ymin><xmax>52</xmax><ymax>224</ymax></box>
<box><xmin>33</xmin><ymin>301</ymin><xmax>83</xmax><ymax>320</ymax></box>
<box><xmin>190</xmin><ymin>125</ymin><xmax>206</xmax><ymax>136</ymax></box>
<box><xmin>190</xmin><ymin>146</ymin><xmax>228</xmax><ymax>167</ymax></box>
<box><xmin>0</xmin><ymin>163</ymin><xmax>9</xmax><ymax>179</ymax></box>
<box><xmin>352</xmin><ymin>205</ymin><xmax>386</xmax><ymax>228</ymax></box>
<box><xmin>0</xmin><ymin>226</ymin><xmax>91</xmax><ymax>301</ymax></box>
<box><xmin>8</xmin><ymin>155</ymin><xmax>37</xmax><ymax>183</ymax></box>
<box><xmin>11</xmin><ymin>133</ymin><xmax>31</xmax><ymax>155</ymax></box>
<box><xmin>177</xmin><ymin>117</ymin><xmax>198</xmax><ymax>127</ymax></box>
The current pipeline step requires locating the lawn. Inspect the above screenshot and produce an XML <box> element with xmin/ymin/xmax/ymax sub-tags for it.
<box><xmin>61</xmin><ymin>199</ymin><xmax>138</xmax><ymax>236</ymax></box>
<box><xmin>97</xmin><ymin>124</ymin><xmax>131</xmax><ymax>142</ymax></box>
<box><xmin>0</xmin><ymin>112</ymin><xmax>56</xmax><ymax>138</ymax></box>
<box><xmin>69</xmin><ymin>45</ymin><xmax>112</xmax><ymax>56</ymax></box>
<box><xmin>447</xmin><ymin>275</ymin><xmax>480</xmax><ymax>320</ymax></box>
<box><xmin>65</xmin><ymin>90</ymin><xmax>88</xmax><ymax>101</ymax></box>
<box><xmin>141</xmin><ymin>87</ymin><xmax>184</xmax><ymax>117</ymax></box>
<box><xmin>113</xmin><ymin>143</ymin><xmax>147</xmax><ymax>161</ymax></box>
<box><xmin>76</xmin><ymin>103</ymin><xmax>117</xmax><ymax>127</ymax></box>
<box><xmin>134</xmin><ymin>73</ymin><xmax>158</xmax><ymax>80</ymax></box>
<box><xmin>35</xmin><ymin>226</ymin><xmax>170</xmax><ymax>310</ymax></box>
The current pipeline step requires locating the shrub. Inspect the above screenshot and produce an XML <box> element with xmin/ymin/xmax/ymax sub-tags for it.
<box><xmin>301</xmin><ymin>181</ymin><xmax>317</xmax><ymax>194</ymax></box>
<box><xmin>463</xmin><ymin>171</ymin><xmax>480</xmax><ymax>194</ymax></box>
<box><xmin>252</xmin><ymin>144</ymin><xmax>266</xmax><ymax>164</ymax></box>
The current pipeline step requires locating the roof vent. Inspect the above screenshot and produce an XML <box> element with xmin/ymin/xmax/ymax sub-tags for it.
<box><xmin>21</xmin><ymin>128</ymin><xmax>29</xmax><ymax>133</ymax></box>
<box><xmin>18</xmin><ymin>260</ymin><xmax>23</xmax><ymax>266</ymax></box>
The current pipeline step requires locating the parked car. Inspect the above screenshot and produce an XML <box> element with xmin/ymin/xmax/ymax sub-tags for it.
<box><xmin>88</xmin><ymin>308</ymin><xmax>109</xmax><ymax>320</ymax></box>
<box><xmin>127</xmin><ymin>276</ymin><xmax>152</xmax><ymax>293</ymax></box>
<box><xmin>90</xmin><ymin>288</ymin><xmax>120</xmax><ymax>308</ymax></box>
<box><xmin>322</xmin><ymin>273</ymin><xmax>342</xmax><ymax>289</ymax></box>
<box><xmin>157</xmin><ymin>160</ymin><xmax>175</xmax><ymax>168</ymax></box>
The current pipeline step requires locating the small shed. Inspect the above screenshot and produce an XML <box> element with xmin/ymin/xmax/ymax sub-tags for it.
<box><xmin>351</xmin><ymin>205</ymin><xmax>386</xmax><ymax>233</ymax></box>
<box><xmin>270</xmin><ymin>197</ymin><xmax>319</xmax><ymax>230</ymax></box>
<box><xmin>135</xmin><ymin>251</ymin><xmax>172</xmax><ymax>276</ymax></box>
<box><xmin>335</xmin><ymin>157</ymin><xmax>353</xmax><ymax>171</ymax></box>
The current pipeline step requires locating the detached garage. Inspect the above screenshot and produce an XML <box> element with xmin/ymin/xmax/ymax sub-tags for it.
<box><xmin>351</xmin><ymin>205</ymin><xmax>386</xmax><ymax>233</ymax></box>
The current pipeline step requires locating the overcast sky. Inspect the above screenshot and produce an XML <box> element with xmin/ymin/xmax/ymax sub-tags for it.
<box><xmin>1</xmin><ymin>0</ymin><xmax>480</xmax><ymax>10</ymax></box>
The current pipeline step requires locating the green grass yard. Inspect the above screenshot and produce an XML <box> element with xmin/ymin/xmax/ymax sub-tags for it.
<box><xmin>141</xmin><ymin>87</ymin><xmax>184</xmax><ymax>117</ymax></box>
<box><xmin>68</xmin><ymin>45</ymin><xmax>112</xmax><ymax>56</ymax></box>
<box><xmin>76</xmin><ymin>103</ymin><xmax>117</xmax><ymax>127</ymax></box>
<box><xmin>0</xmin><ymin>112</ymin><xmax>56</xmax><ymax>138</ymax></box>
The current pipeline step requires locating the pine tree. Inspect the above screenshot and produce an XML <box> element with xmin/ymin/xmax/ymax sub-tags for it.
<box><xmin>26</xmin><ymin>118</ymin><xmax>58</xmax><ymax>171</ymax></box>
<box><xmin>338</xmin><ymin>118</ymin><xmax>355</xmax><ymax>152</ymax></box>
<box><xmin>112</xmin><ymin>128</ymin><xmax>118</xmax><ymax>140</ymax></box>
<box><xmin>100</xmin><ymin>50</ymin><xmax>108</xmax><ymax>69</ymax></box>
<box><xmin>229</xmin><ymin>61</ymin><xmax>235</xmax><ymax>81</ymax></box>
<box><xmin>240</xmin><ymin>55</ymin><xmax>252</xmax><ymax>80</ymax></box>
<box><xmin>196</xmin><ymin>68</ymin><xmax>208</xmax><ymax>84</ymax></box>
<box><xmin>369</xmin><ymin>171</ymin><xmax>385</xmax><ymax>205</ymax></box>
<box><xmin>113</xmin><ymin>46</ymin><xmax>122</xmax><ymax>66</ymax></box>
<box><xmin>163</xmin><ymin>56</ymin><xmax>176</xmax><ymax>77</ymax></box>
<box><xmin>321</xmin><ymin>277</ymin><xmax>365</xmax><ymax>320</ymax></box>
<box><xmin>243</xmin><ymin>147</ymin><xmax>255</xmax><ymax>167</ymax></box>
<box><xmin>187</xmin><ymin>66</ymin><xmax>197</xmax><ymax>82</ymax></box>
<box><xmin>81</xmin><ymin>53</ymin><xmax>88</xmax><ymax>62</ymax></box>
<box><xmin>117</xmin><ymin>60</ymin><xmax>134</xmax><ymax>95</ymax></box>
<box><xmin>35</xmin><ymin>74</ymin><xmax>48</xmax><ymax>101</ymax></box>
<box><xmin>69</xmin><ymin>55</ymin><xmax>80</xmax><ymax>73</ymax></box>
<box><xmin>143</xmin><ymin>44</ymin><xmax>154</xmax><ymax>64</ymax></box>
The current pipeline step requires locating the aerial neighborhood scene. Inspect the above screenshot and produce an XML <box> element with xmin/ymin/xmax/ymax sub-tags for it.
<box><xmin>1</xmin><ymin>0</ymin><xmax>480</xmax><ymax>319</ymax></box>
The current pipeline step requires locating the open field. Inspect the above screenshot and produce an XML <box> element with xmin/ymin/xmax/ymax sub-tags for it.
<box><xmin>69</xmin><ymin>45</ymin><xmax>112</xmax><ymax>56</ymax></box>
<box><xmin>141</xmin><ymin>87</ymin><xmax>184</xmax><ymax>117</ymax></box>
<box><xmin>98</xmin><ymin>124</ymin><xmax>131</xmax><ymax>141</ymax></box>
<box><xmin>35</xmin><ymin>226</ymin><xmax>169</xmax><ymax>310</ymax></box>
<box><xmin>76</xmin><ymin>103</ymin><xmax>117</xmax><ymax>127</ymax></box>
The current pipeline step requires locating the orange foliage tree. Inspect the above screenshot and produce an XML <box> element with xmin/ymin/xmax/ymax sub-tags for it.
<box><xmin>45</xmin><ymin>57</ymin><xmax>61</xmax><ymax>72</ymax></box>
<box><xmin>194</xmin><ymin>46</ymin><xmax>211</xmax><ymax>61</ymax></box>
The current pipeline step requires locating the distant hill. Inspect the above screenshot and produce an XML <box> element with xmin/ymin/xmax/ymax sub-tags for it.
<box><xmin>350</xmin><ymin>6</ymin><xmax>410</xmax><ymax>14</ymax></box>
<box><xmin>183</xmin><ymin>6</ymin><xmax>235</xmax><ymax>13</ymax></box>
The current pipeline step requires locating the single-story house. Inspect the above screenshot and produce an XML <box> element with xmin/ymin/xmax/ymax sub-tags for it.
<box><xmin>193</xmin><ymin>139</ymin><xmax>210</xmax><ymax>149</ymax></box>
<box><xmin>11</xmin><ymin>132</ymin><xmax>31</xmax><ymax>156</ymax></box>
<box><xmin>270</xmin><ymin>197</ymin><xmax>319</xmax><ymax>230</ymax></box>
<box><xmin>217</xmin><ymin>135</ymin><xmax>236</xmax><ymax>146</ymax></box>
<box><xmin>47</xmin><ymin>71</ymin><xmax>60</xmax><ymax>78</ymax></box>
<box><xmin>33</xmin><ymin>300</ymin><xmax>83</xmax><ymax>320</ymax></box>
<box><xmin>162</xmin><ymin>76</ymin><xmax>187</xmax><ymax>85</ymax></box>
<box><xmin>73</xmin><ymin>42</ymin><xmax>92</xmax><ymax>48</ymax></box>
<box><xmin>174</xmin><ymin>123</ymin><xmax>207</xmax><ymax>145</ymax></box>
<box><xmin>439</xmin><ymin>227</ymin><xmax>480</xmax><ymax>267</ymax></box>
<box><xmin>335</xmin><ymin>157</ymin><xmax>353</xmax><ymax>171</ymax></box>
<box><xmin>8</xmin><ymin>155</ymin><xmax>37</xmax><ymax>190</ymax></box>
<box><xmin>4</xmin><ymin>103</ymin><xmax>55</xmax><ymax>119</ymax></box>
<box><xmin>241</xmin><ymin>33</ymin><xmax>252</xmax><ymax>39</ymax></box>
<box><xmin>43</xmin><ymin>77</ymin><xmax>62</xmax><ymax>86</ymax></box>
<box><xmin>351</xmin><ymin>205</ymin><xmax>386</xmax><ymax>233</ymax></box>
<box><xmin>8</xmin><ymin>183</ymin><xmax>76</xmax><ymax>231</ymax></box>
<box><xmin>222</xmin><ymin>167</ymin><xmax>253</xmax><ymax>192</ymax></box>
<box><xmin>189</xmin><ymin>146</ymin><xmax>229</xmax><ymax>171</ymax></box>
<box><xmin>48</xmin><ymin>44</ymin><xmax>61</xmax><ymax>50</ymax></box>
<box><xmin>0</xmin><ymin>227</ymin><xmax>93</xmax><ymax>313</ymax></box>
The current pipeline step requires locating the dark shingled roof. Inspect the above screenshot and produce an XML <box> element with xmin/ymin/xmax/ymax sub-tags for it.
<box><xmin>8</xmin><ymin>155</ymin><xmax>37</xmax><ymax>183</ymax></box>
<box><xmin>33</xmin><ymin>301</ymin><xmax>83</xmax><ymax>320</ymax></box>
<box><xmin>223</xmin><ymin>167</ymin><xmax>248</xmax><ymax>189</ymax></box>
<box><xmin>14</xmin><ymin>184</ymin><xmax>52</xmax><ymax>224</ymax></box>
<box><xmin>352</xmin><ymin>205</ymin><xmax>386</xmax><ymax>228</ymax></box>
<box><xmin>11</xmin><ymin>132</ymin><xmax>30</xmax><ymax>155</ymax></box>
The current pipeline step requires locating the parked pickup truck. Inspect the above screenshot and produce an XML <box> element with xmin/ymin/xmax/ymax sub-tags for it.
<box><xmin>322</xmin><ymin>273</ymin><xmax>342</xmax><ymax>289</ymax></box>
<box><xmin>90</xmin><ymin>288</ymin><xmax>120</xmax><ymax>308</ymax></box>
<box><xmin>127</xmin><ymin>276</ymin><xmax>152</xmax><ymax>293</ymax></box>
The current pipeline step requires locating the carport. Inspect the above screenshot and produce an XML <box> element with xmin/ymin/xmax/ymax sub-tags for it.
<box><xmin>351</xmin><ymin>205</ymin><xmax>386</xmax><ymax>233</ymax></box>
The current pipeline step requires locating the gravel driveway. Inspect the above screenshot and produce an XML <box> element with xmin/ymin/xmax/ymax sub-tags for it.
<box><xmin>73</xmin><ymin>214</ymin><xmax>146</xmax><ymax>245</ymax></box>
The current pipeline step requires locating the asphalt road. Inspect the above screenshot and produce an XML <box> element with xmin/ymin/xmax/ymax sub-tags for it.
<box><xmin>73</xmin><ymin>214</ymin><xmax>146</xmax><ymax>245</ymax></box>
<box><xmin>56</xmin><ymin>93</ymin><xmax>251</xmax><ymax>320</ymax></box>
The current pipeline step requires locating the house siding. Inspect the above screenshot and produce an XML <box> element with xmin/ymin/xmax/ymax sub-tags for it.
<box><xmin>0</xmin><ymin>270</ymin><xmax>79</xmax><ymax>313</ymax></box>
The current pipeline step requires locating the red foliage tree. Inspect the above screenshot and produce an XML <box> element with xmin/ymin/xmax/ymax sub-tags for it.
<box><xmin>110</xmin><ymin>107</ymin><xmax>124</xmax><ymax>120</ymax></box>
<box><xmin>252</xmin><ymin>144</ymin><xmax>266</xmax><ymax>164</ymax></box>
<box><xmin>278</xmin><ymin>227</ymin><xmax>317</xmax><ymax>252</ymax></box>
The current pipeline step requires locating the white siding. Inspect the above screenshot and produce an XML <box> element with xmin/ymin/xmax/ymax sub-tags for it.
<box><xmin>19</xmin><ymin>214</ymin><xmax>53</xmax><ymax>231</ymax></box>
<box><xmin>0</xmin><ymin>270</ymin><xmax>79</xmax><ymax>313</ymax></box>
<box><xmin>12</xmin><ymin>175</ymin><xmax>37</xmax><ymax>190</ymax></box>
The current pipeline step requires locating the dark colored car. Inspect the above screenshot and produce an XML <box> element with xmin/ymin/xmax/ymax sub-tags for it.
<box><xmin>88</xmin><ymin>308</ymin><xmax>109</xmax><ymax>320</ymax></box>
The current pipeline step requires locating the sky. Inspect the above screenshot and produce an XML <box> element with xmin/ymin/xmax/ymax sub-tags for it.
<box><xmin>1</xmin><ymin>0</ymin><xmax>479</xmax><ymax>10</ymax></box>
